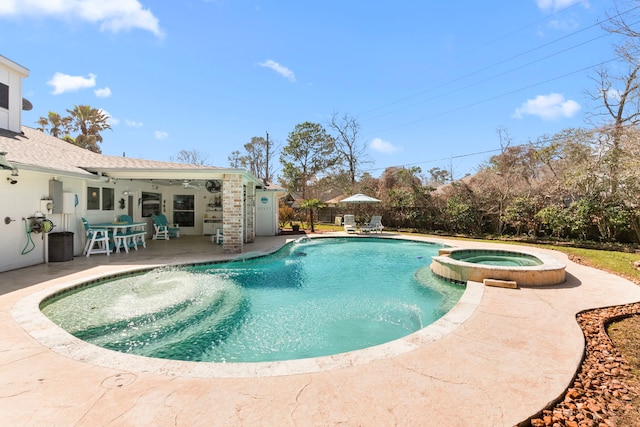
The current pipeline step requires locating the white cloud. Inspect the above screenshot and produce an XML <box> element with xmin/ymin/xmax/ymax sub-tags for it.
<box><xmin>536</xmin><ymin>0</ymin><xmax>588</xmax><ymax>13</ymax></box>
<box><xmin>370</xmin><ymin>138</ymin><xmax>401</xmax><ymax>154</ymax></box>
<box><xmin>605</xmin><ymin>88</ymin><xmax>621</xmax><ymax>102</ymax></box>
<box><xmin>154</xmin><ymin>131</ymin><xmax>168</xmax><ymax>140</ymax></box>
<box><xmin>125</xmin><ymin>119</ymin><xmax>143</xmax><ymax>127</ymax></box>
<box><xmin>101</xmin><ymin>109</ymin><xmax>119</xmax><ymax>126</ymax></box>
<box><xmin>513</xmin><ymin>93</ymin><xmax>581</xmax><ymax>120</ymax></box>
<box><xmin>547</xmin><ymin>18</ymin><xmax>579</xmax><ymax>31</ymax></box>
<box><xmin>94</xmin><ymin>87</ymin><xmax>112</xmax><ymax>98</ymax></box>
<box><xmin>259</xmin><ymin>59</ymin><xmax>296</xmax><ymax>82</ymax></box>
<box><xmin>0</xmin><ymin>0</ymin><xmax>163</xmax><ymax>37</ymax></box>
<box><xmin>47</xmin><ymin>72</ymin><xmax>96</xmax><ymax>95</ymax></box>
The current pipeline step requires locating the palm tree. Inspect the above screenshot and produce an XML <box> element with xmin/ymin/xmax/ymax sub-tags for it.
<box><xmin>37</xmin><ymin>105</ymin><xmax>111</xmax><ymax>153</ymax></box>
<box><xmin>67</xmin><ymin>105</ymin><xmax>111</xmax><ymax>153</ymax></box>
<box><xmin>300</xmin><ymin>198</ymin><xmax>324</xmax><ymax>232</ymax></box>
<box><xmin>36</xmin><ymin>111</ymin><xmax>71</xmax><ymax>138</ymax></box>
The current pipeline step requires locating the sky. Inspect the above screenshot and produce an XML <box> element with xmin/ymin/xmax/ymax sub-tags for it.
<box><xmin>0</xmin><ymin>0</ymin><xmax>628</xmax><ymax>180</ymax></box>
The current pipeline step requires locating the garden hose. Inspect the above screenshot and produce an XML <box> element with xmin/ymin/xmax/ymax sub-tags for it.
<box><xmin>21</xmin><ymin>218</ymin><xmax>35</xmax><ymax>255</ymax></box>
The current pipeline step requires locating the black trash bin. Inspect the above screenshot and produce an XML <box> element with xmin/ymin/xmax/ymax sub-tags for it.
<box><xmin>48</xmin><ymin>232</ymin><xmax>74</xmax><ymax>262</ymax></box>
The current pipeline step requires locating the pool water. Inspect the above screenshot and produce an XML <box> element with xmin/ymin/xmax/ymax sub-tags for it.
<box><xmin>41</xmin><ymin>238</ymin><xmax>463</xmax><ymax>363</ymax></box>
<box><xmin>449</xmin><ymin>250</ymin><xmax>543</xmax><ymax>267</ymax></box>
<box><xmin>457</xmin><ymin>255</ymin><xmax>540</xmax><ymax>266</ymax></box>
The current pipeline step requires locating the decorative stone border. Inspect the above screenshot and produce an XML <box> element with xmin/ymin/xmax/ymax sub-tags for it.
<box><xmin>522</xmin><ymin>303</ymin><xmax>640</xmax><ymax>426</ymax></box>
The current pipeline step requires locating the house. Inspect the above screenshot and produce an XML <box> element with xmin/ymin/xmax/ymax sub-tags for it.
<box><xmin>0</xmin><ymin>55</ymin><xmax>285</xmax><ymax>273</ymax></box>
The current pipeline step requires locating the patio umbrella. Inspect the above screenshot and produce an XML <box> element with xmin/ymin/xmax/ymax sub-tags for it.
<box><xmin>339</xmin><ymin>193</ymin><xmax>381</xmax><ymax>203</ymax></box>
<box><xmin>339</xmin><ymin>194</ymin><xmax>381</xmax><ymax>223</ymax></box>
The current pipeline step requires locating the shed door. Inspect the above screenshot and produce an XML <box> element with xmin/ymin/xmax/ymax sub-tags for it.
<box><xmin>256</xmin><ymin>192</ymin><xmax>276</xmax><ymax>236</ymax></box>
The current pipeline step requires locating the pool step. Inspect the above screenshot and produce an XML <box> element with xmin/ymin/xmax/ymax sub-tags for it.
<box><xmin>483</xmin><ymin>278</ymin><xmax>518</xmax><ymax>289</ymax></box>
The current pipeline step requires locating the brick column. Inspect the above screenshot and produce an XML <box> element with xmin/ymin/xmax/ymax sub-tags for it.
<box><xmin>245</xmin><ymin>185</ymin><xmax>255</xmax><ymax>243</ymax></box>
<box><xmin>222</xmin><ymin>174</ymin><xmax>243</xmax><ymax>253</ymax></box>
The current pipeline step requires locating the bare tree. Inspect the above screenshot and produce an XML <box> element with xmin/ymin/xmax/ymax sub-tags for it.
<box><xmin>588</xmin><ymin>0</ymin><xmax>640</xmax><ymax>189</ymax></box>
<box><xmin>327</xmin><ymin>112</ymin><xmax>370</xmax><ymax>186</ymax></box>
<box><xmin>228</xmin><ymin>134</ymin><xmax>278</xmax><ymax>181</ymax></box>
<box><xmin>171</xmin><ymin>149</ymin><xmax>208</xmax><ymax>165</ymax></box>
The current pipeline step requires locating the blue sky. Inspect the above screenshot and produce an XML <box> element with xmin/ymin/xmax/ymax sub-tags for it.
<box><xmin>0</xmin><ymin>0</ymin><xmax>623</xmax><ymax>180</ymax></box>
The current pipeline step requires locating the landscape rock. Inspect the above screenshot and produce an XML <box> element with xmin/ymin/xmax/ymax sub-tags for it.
<box><xmin>521</xmin><ymin>303</ymin><xmax>640</xmax><ymax>427</ymax></box>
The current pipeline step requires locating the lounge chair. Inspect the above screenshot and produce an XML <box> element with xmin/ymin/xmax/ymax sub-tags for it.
<box><xmin>361</xmin><ymin>215</ymin><xmax>384</xmax><ymax>233</ymax></box>
<box><xmin>81</xmin><ymin>218</ymin><xmax>111</xmax><ymax>257</ymax></box>
<box><xmin>151</xmin><ymin>214</ymin><xmax>180</xmax><ymax>240</ymax></box>
<box><xmin>343</xmin><ymin>214</ymin><xmax>357</xmax><ymax>233</ymax></box>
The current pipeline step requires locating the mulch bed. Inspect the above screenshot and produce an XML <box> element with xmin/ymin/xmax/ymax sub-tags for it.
<box><xmin>522</xmin><ymin>303</ymin><xmax>640</xmax><ymax>427</ymax></box>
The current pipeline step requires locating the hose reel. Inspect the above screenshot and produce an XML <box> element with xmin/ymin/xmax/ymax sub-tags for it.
<box><xmin>28</xmin><ymin>218</ymin><xmax>54</xmax><ymax>234</ymax></box>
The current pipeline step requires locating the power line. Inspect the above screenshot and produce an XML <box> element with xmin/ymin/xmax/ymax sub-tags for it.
<box><xmin>357</xmin><ymin>5</ymin><xmax>638</xmax><ymax>127</ymax></box>
<box><xmin>369</xmin><ymin>56</ymin><xmax>618</xmax><ymax>134</ymax></box>
<box><xmin>361</xmin><ymin>127</ymin><xmax>594</xmax><ymax>177</ymax></box>
<box><xmin>356</xmin><ymin>1</ymin><xmax>599</xmax><ymax>118</ymax></box>
<box><xmin>364</xmin><ymin>30</ymin><xmax>616</xmax><ymax>125</ymax></box>
<box><xmin>362</xmin><ymin>147</ymin><xmax>502</xmax><ymax>173</ymax></box>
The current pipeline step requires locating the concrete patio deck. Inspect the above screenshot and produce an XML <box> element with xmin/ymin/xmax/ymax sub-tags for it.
<box><xmin>1</xmin><ymin>233</ymin><xmax>640</xmax><ymax>426</ymax></box>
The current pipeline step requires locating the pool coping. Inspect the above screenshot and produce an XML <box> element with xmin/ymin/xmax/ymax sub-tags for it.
<box><xmin>11</xmin><ymin>236</ymin><xmax>484</xmax><ymax>378</ymax></box>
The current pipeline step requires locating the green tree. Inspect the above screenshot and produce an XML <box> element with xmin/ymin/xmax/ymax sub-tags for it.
<box><xmin>426</xmin><ymin>167</ymin><xmax>450</xmax><ymax>187</ymax></box>
<box><xmin>235</xmin><ymin>135</ymin><xmax>277</xmax><ymax>181</ymax></box>
<box><xmin>37</xmin><ymin>105</ymin><xmax>111</xmax><ymax>153</ymax></box>
<box><xmin>66</xmin><ymin>105</ymin><xmax>111</xmax><ymax>153</ymax></box>
<box><xmin>445</xmin><ymin>197</ymin><xmax>478</xmax><ymax>234</ymax></box>
<box><xmin>36</xmin><ymin>111</ymin><xmax>71</xmax><ymax>138</ymax></box>
<box><xmin>300</xmin><ymin>198</ymin><xmax>324</xmax><ymax>232</ymax></box>
<box><xmin>502</xmin><ymin>195</ymin><xmax>541</xmax><ymax>236</ymax></box>
<box><xmin>228</xmin><ymin>150</ymin><xmax>242</xmax><ymax>168</ymax></box>
<box><xmin>535</xmin><ymin>206</ymin><xmax>569</xmax><ymax>239</ymax></box>
<box><xmin>280</xmin><ymin>122</ymin><xmax>338</xmax><ymax>199</ymax></box>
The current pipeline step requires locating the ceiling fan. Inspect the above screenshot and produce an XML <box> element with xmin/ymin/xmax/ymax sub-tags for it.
<box><xmin>205</xmin><ymin>179</ymin><xmax>222</xmax><ymax>193</ymax></box>
<box><xmin>182</xmin><ymin>180</ymin><xmax>200</xmax><ymax>190</ymax></box>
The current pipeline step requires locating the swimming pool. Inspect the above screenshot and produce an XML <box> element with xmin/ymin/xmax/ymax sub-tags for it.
<box><xmin>40</xmin><ymin>237</ymin><xmax>463</xmax><ymax>363</ymax></box>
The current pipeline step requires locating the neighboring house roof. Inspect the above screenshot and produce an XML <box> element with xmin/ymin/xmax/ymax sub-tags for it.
<box><xmin>284</xmin><ymin>188</ymin><xmax>346</xmax><ymax>208</ymax></box>
<box><xmin>0</xmin><ymin>126</ymin><xmax>264</xmax><ymax>185</ymax></box>
<box><xmin>324</xmin><ymin>194</ymin><xmax>347</xmax><ymax>205</ymax></box>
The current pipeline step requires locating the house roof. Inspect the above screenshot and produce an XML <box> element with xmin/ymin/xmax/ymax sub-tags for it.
<box><xmin>0</xmin><ymin>126</ymin><xmax>263</xmax><ymax>185</ymax></box>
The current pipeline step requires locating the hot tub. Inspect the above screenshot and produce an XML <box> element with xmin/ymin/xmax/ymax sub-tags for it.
<box><xmin>430</xmin><ymin>248</ymin><xmax>566</xmax><ymax>287</ymax></box>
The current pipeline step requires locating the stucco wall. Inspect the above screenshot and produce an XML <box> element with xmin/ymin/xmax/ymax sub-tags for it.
<box><xmin>0</xmin><ymin>171</ymin><xmax>87</xmax><ymax>272</ymax></box>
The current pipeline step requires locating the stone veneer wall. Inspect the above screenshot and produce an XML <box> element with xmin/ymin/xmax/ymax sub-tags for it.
<box><xmin>245</xmin><ymin>185</ymin><xmax>255</xmax><ymax>243</ymax></box>
<box><xmin>222</xmin><ymin>174</ymin><xmax>243</xmax><ymax>253</ymax></box>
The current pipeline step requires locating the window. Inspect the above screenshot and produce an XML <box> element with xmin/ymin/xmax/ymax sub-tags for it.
<box><xmin>173</xmin><ymin>194</ymin><xmax>195</xmax><ymax>227</ymax></box>
<box><xmin>0</xmin><ymin>83</ymin><xmax>8</xmax><ymax>109</ymax></box>
<box><xmin>87</xmin><ymin>187</ymin><xmax>100</xmax><ymax>210</ymax></box>
<box><xmin>102</xmin><ymin>188</ymin><xmax>114</xmax><ymax>210</ymax></box>
<box><xmin>141</xmin><ymin>192</ymin><xmax>161</xmax><ymax>217</ymax></box>
<box><xmin>87</xmin><ymin>187</ymin><xmax>115</xmax><ymax>211</ymax></box>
